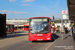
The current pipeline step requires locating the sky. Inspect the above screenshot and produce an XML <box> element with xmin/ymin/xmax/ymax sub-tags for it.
<box><xmin>0</xmin><ymin>0</ymin><xmax>67</xmax><ymax>19</ymax></box>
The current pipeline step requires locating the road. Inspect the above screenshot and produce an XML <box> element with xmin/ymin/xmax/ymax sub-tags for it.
<box><xmin>0</xmin><ymin>31</ymin><xmax>60</xmax><ymax>50</ymax></box>
<box><xmin>0</xmin><ymin>31</ymin><xmax>74</xmax><ymax>50</ymax></box>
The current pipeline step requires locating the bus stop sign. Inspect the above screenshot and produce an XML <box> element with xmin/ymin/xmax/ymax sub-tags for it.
<box><xmin>62</xmin><ymin>10</ymin><xmax>67</xmax><ymax>14</ymax></box>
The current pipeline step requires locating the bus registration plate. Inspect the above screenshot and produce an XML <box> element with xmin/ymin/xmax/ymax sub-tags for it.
<box><xmin>37</xmin><ymin>34</ymin><xmax>43</xmax><ymax>36</ymax></box>
<box><xmin>37</xmin><ymin>39</ymin><xmax>42</xmax><ymax>41</ymax></box>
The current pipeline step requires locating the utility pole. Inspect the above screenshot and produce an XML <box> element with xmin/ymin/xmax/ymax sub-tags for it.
<box><xmin>52</xmin><ymin>16</ymin><xmax>54</xmax><ymax>20</ymax></box>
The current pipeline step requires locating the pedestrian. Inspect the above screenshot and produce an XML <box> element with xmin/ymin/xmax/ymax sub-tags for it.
<box><xmin>56</xmin><ymin>27</ymin><xmax>58</xmax><ymax>33</ymax></box>
<box><xmin>71</xmin><ymin>27</ymin><xmax>73</xmax><ymax>36</ymax></box>
<box><xmin>53</xmin><ymin>27</ymin><xmax>56</xmax><ymax>33</ymax></box>
<box><xmin>64</xmin><ymin>27</ymin><xmax>68</xmax><ymax>34</ymax></box>
<box><xmin>59</xmin><ymin>27</ymin><xmax>61</xmax><ymax>34</ymax></box>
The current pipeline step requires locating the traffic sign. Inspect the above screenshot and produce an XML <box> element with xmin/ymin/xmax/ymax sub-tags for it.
<box><xmin>62</xmin><ymin>10</ymin><xmax>67</xmax><ymax>14</ymax></box>
<box><xmin>62</xmin><ymin>10</ymin><xmax>67</xmax><ymax>19</ymax></box>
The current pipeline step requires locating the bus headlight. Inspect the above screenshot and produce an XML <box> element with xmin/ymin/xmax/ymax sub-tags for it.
<box><xmin>47</xmin><ymin>38</ymin><xmax>50</xmax><ymax>39</ymax></box>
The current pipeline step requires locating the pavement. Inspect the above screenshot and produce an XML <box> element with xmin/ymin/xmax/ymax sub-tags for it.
<box><xmin>0</xmin><ymin>31</ymin><xmax>75</xmax><ymax>50</ymax></box>
<box><xmin>48</xmin><ymin>32</ymin><xmax>75</xmax><ymax>50</ymax></box>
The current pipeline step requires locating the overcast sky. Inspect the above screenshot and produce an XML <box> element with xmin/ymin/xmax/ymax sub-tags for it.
<box><xmin>0</xmin><ymin>0</ymin><xmax>67</xmax><ymax>19</ymax></box>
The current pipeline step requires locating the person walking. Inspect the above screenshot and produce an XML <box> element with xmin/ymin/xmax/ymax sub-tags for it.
<box><xmin>59</xmin><ymin>27</ymin><xmax>61</xmax><ymax>34</ymax></box>
<box><xmin>71</xmin><ymin>27</ymin><xmax>73</xmax><ymax>36</ymax></box>
<box><xmin>53</xmin><ymin>27</ymin><xmax>56</xmax><ymax>33</ymax></box>
<box><xmin>56</xmin><ymin>27</ymin><xmax>58</xmax><ymax>33</ymax></box>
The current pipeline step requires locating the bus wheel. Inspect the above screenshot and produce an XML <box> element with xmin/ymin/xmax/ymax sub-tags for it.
<box><xmin>32</xmin><ymin>41</ymin><xmax>36</xmax><ymax>42</ymax></box>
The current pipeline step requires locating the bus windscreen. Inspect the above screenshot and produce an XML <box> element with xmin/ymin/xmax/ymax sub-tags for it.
<box><xmin>24</xmin><ymin>26</ymin><xmax>29</xmax><ymax>28</ymax></box>
<box><xmin>30</xmin><ymin>18</ymin><xmax>50</xmax><ymax>33</ymax></box>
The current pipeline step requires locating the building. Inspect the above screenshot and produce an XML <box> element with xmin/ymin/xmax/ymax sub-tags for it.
<box><xmin>6</xmin><ymin>19</ymin><xmax>28</xmax><ymax>30</ymax></box>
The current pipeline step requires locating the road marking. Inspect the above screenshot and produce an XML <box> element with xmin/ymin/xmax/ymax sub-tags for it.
<box><xmin>45</xmin><ymin>34</ymin><xmax>56</xmax><ymax>50</ymax></box>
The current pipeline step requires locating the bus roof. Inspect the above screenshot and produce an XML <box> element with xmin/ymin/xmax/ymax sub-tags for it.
<box><xmin>29</xmin><ymin>17</ymin><xmax>51</xmax><ymax>19</ymax></box>
<box><xmin>24</xmin><ymin>25</ymin><xmax>29</xmax><ymax>26</ymax></box>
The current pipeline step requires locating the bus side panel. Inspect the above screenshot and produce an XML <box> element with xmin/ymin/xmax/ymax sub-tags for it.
<box><xmin>24</xmin><ymin>28</ymin><xmax>27</xmax><ymax>31</ymax></box>
<box><xmin>27</xmin><ymin>26</ymin><xmax>29</xmax><ymax>31</ymax></box>
<box><xmin>24</xmin><ymin>25</ymin><xmax>29</xmax><ymax>31</ymax></box>
<box><xmin>12</xmin><ymin>25</ymin><xmax>14</xmax><ymax>32</ymax></box>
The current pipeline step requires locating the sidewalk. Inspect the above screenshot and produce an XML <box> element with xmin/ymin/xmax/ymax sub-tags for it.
<box><xmin>48</xmin><ymin>32</ymin><xmax>75</xmax><ymax>50</ymax></box>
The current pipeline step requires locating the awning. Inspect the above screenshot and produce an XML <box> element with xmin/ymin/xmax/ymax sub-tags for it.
<box><xmin>67</xmin><ymin>0</ymin><xmax>75</xmax><ymax>21</ymax></box>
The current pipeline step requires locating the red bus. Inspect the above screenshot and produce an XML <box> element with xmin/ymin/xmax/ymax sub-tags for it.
<box><xmin>24</xmin><ymin>25</ymin><xmax>29</xmax><ymax>31</ymax></box>
<box><xmin>29</xmin><ymin>17</ymin><xmax>51</xmax><ymax>41</ymax></box>
<box><xmin>6</xmin><ymin>24</ymin><xmax>14</xmax><ymax>33</ymax></box>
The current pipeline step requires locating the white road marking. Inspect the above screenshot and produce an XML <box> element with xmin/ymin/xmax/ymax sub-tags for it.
<box><xmin>45</xmin><ymin>34</ymin><xmax>56</xmax><ymax>50</ymax></box>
